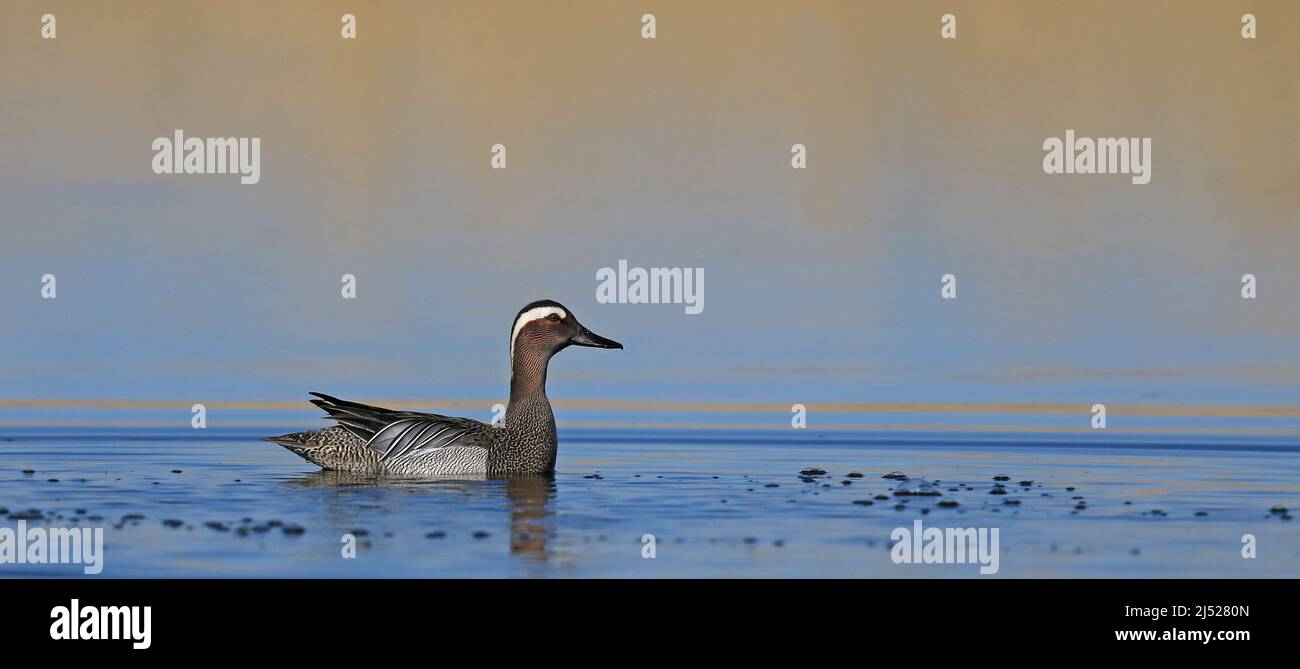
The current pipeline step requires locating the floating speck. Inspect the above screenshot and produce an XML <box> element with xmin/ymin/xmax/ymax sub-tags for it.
<box><xmin>893</xmin><ymin>478</ymin><xmax>940</xmax><ymax>497</ymax></box>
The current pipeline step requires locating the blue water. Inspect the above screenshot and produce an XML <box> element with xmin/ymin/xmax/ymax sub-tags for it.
<box><xmin>1</xmin><ymin>428</ymin><xmax>1297</xmax><ymax>578</ymax></box>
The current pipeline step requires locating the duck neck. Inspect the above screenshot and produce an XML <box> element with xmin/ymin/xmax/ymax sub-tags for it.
<box><xmin>505</xmin><ymin>347</ymin><xmax>558</xmax><ymax>471</ymax></box>
<box><xmin>508</xmin><ymin>347</ymin><xmax>553</xmax><ymax>411</ymax></box>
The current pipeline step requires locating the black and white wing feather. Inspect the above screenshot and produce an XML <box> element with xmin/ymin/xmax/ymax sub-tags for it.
<box><xmin>308</xmin><ymin>392</ymin><xmax>493</xmax><ymax>466</ymax></box>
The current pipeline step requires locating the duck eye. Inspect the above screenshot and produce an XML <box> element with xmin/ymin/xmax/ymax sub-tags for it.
<box><xmin>547</xmin><ymin>313</ymin><xmax>561</xmax><ymax>322</ymax></box>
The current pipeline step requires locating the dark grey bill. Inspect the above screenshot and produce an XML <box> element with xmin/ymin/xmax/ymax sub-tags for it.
<box><xmin>570</xmin><ymin>326</ymin><xmax>623</xmax><ymax>350</ymax></box>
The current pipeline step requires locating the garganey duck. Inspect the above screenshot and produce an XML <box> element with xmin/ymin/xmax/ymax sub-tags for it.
<box><xmin>265</xmin><ymin>300</ymin><xmax>622</xmax><ymax>477</ymax></box>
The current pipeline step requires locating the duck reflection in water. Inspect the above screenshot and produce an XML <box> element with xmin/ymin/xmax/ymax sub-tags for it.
<box><xmin>502</xmin><ymin>475</ymin><xmax>555</xmax><ymax>561</ymax></box>
<box><xmin>284</xmin><ymin>472</ymin><xmax>557</xmax><ymax>564</ymax></box>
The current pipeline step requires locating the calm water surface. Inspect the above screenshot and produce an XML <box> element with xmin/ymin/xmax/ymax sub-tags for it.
<box><xmin>2</xmin><ymin>428</ymin><xmax>1297</xmax><ymax>578</ymax></box>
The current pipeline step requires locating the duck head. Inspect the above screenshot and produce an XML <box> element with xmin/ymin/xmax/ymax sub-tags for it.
<box><xmin>510</xmin><ymin>299</ymin><xmax>622</xmax><ymax>364</ymax></box>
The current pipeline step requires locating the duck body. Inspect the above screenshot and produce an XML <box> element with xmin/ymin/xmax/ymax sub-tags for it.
<box><xmin>265</xmin><ymin>300</ymin><xmax>620</xmax><ymax>477</ymax></box>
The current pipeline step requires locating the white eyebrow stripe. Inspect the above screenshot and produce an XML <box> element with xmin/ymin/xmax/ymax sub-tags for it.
<box><xmin>510</xmin><ymin>306</ymin><xmax>567</xmax><ymax>359</ymax></box>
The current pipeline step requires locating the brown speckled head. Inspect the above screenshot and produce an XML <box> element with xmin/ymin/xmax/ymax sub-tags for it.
<box><xmin>509</xmin><ymin>299</ymin><xmax>622</xmax><ymax>363</ymax></box>
<box><xmin>508</xmin><ymin>299</ymin><xmax>622</xmax><ymax>406</ymax></box>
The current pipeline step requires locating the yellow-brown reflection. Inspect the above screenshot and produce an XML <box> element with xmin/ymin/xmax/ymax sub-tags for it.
<box><xmin>280</xmin><ymin>469</ymin><xmax>557</xmax><ymax>566</ymax></box>
<box><xmin>504</xmin><ymin>474</ymin><xmax>556</xmax><ymax>564</ymax></box>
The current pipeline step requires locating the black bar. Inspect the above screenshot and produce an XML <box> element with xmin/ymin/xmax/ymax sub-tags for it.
<box><xmin>1</xmin><ymin>578</ymin><xmax>1289</xmax><ymax>655</ymax></box>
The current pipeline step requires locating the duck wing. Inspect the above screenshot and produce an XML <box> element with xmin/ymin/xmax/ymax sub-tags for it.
<box><xmin>308</xmin><ymin>392</ymin><xmax>494</xmax><ymax>463</ymax></box>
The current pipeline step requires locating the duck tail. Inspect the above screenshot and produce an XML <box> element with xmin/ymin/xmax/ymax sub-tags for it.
<box><xmin>264</xmin><ymin>428</ymin><xmax>342</xmax><ymax>470</ymax></box>
<box><xmin>264</xmin><ymin>430</ymin><xmax>323</xmax><ymax>452</ymax></box>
